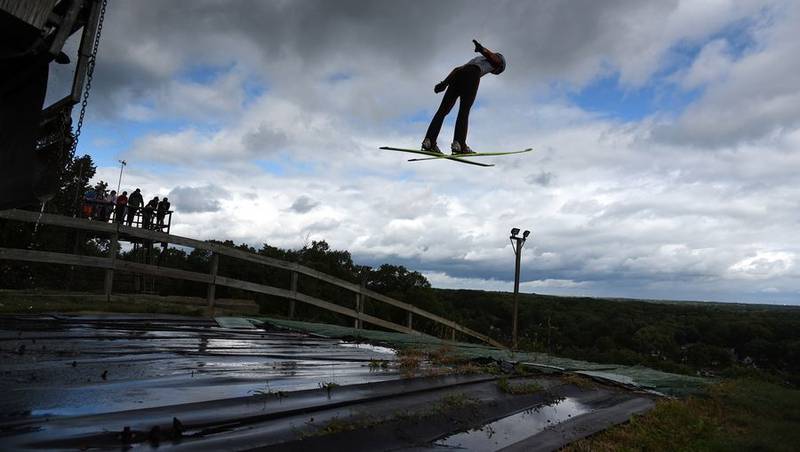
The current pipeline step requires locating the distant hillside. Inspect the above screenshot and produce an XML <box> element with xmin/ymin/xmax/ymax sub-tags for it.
<box><xmin>431</xmin><ymin>288</ymin><xmax>800</xmax><ymax>381</ymax></box>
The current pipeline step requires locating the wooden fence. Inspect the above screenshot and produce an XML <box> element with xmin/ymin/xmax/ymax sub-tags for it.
<box><xmin>0</xmin><ymin>209</ymin><xmax>505</xmax><ymax>348</ymax></box>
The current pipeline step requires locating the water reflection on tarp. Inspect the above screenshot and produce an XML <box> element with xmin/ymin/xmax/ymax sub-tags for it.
<box><xmin>0</xmin><ymin>316</ymin><xmax>400</xmax><ymax>418</ymax></box>
<box><xmin>434</xmin><ymin>397</ymin><xmax>590</xmax><ymax>451</ymax></box>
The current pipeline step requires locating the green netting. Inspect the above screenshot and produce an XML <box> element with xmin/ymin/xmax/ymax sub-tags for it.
<box><xmin>248</xmin><ymin>317</ymin><xmax>710</xmax><ymax>397</ymax></box>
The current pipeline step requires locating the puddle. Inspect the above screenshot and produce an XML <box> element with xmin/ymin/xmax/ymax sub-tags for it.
<box><xmin>433</xmin><ymin>397</ymin><xmax>590</xmax><ymax>451</ymax></box>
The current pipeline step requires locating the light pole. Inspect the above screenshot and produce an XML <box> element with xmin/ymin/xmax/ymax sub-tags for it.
<box><xmin>510</xmin><ymin>227</ymin><xmax>530</xmax><ymax>350</ymax></box>
<box><xmin>116</xmin><ymin>160</ymin><xmax>127</xmax><ymax>193</ymax></box>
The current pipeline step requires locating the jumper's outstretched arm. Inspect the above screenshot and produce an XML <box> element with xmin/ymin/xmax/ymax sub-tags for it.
<box><xmin>473</xmin><ymin>39</ymin><xmax>502</xmax><ymax>69</ymax></box>
<box><xmin>435</xmin><ymin>67</ymin><xmax>460</xmax><ymax>93</ymax></box>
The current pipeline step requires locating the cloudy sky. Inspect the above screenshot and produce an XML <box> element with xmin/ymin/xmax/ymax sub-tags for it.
<box><xmin>47</xmin><ymin>0</ymin><xmax>800</xmax><ymax>304</ymax></box>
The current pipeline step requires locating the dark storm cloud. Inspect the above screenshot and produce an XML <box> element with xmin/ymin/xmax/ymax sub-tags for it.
<box><xmin>242</xmin><ymin>122</ymin><xmax>289</xmax><ymax>152</ymax></box>
<box><xmin>289</xmin><ymin>195</ymin><xmax>319</xmax><ymax>214</ymax></box>
<box><xmin>84</xmin><ymin>0</ymin><xmax>697</xmax><ymax>118</ymax></box>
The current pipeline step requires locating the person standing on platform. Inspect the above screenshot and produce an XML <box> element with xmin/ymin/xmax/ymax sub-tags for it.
<box><xmin>156</xmin><ymin>197</ymin><xmax>170</xmax><ymax>230</ymax></box>
<box><xmin>142</xmin><ymin>196</ymin><xmax>159</xmax><ymax>230</ymax></box>
<box><xmin>103</xmin><ymin>190</ymin><xmax>117</xmax><ymax>222</ymax></box>
<box><xmin>115</xmin><ymin>191</ymin><xmax>128</xmax><ymax>224</ymax></box>
<box><xmin>126</xmin><ymin>188</ymin><xmax>143</xmax><ymax>227</ymax></box>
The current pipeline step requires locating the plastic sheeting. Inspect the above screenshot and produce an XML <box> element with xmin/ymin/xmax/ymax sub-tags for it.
<box><xmin>252</xmin><ymin>317</ymin><xmax>710</xmax><ymax>397</ymax></box>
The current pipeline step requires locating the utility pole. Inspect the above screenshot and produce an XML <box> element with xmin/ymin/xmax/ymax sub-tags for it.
<box><xmin>509</xmin><ymin>227</ymin><xmax>531</xmax><ymax>350</ymax></box>
<box><xmin>116</xmin><ymin>159</ymin><xmax>127</xmax><ymax>193</ymax></box>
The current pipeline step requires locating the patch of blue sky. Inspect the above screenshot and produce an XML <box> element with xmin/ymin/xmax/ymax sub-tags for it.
<box><xmin>666</xmin><ymin>16</ymin><xmax>759</xmax><ymax>71</ymax></box>
<box><xmin>75</xmin><ymin>113</ymin><xmax>204</xmax><ymax>173</ymax></box>
<box><xmin>567</xmin><ymin>16</ymin><xmax>761</xmax><ymax>122</ymax></box>
<box><xmin>568</xmin><ymin>75</ymin><xmax>702</xmax><ymax>122</ymax></box>
<box><xmin>284</xmin><ymin>157</ymin><xmax>317</xmax><ymax>175</ymax></box>
<box><xmin>709</xmin><ymin>12</ymin><xmax>764</xmax><ymax>58</ymax></box>
<box><xmin>255</xmin><ymin>153</ymin><xmax>318</xmax><ymax>177</ymax></box>
<box><xmin>243</xmin><ymin>76</ymin><xmax>268</xmax><ymax>104</ymax></box>
<box><xmin>255</xmin><ymin>159</ymin><xmax>285</xmax><ymax>176</ymax></box>
<box><xmin>178</xmin><ymin>62</ymin><xmax>236</xmax><ymax>84</ymax></box>
<box><xmin>404</xmin><ymin>109</ymin><xmax>430</xmax><ymax>124</ymax></box>
<box><xmin>179</xmin><ymin>63</ymin><xmax>269</xmax><ymax>108</ymax></box>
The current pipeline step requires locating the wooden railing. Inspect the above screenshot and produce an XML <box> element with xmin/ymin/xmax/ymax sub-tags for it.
<box><xmin>0</xmin><ymin>209</ymin><xmax>505</xmax><ymax>348</ymax></box>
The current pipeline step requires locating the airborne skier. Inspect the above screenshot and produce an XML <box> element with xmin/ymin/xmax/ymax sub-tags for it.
<box><xmin>421</xmin><ymin>39</ymin><xmax>506</xmax><ymax>155</ymax></box>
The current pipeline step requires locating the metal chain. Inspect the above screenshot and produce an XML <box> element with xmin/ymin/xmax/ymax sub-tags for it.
<box><xmin>71</xmin><ymin>0</ymin><xmax>108</xmax><ymax>153</ymax></box>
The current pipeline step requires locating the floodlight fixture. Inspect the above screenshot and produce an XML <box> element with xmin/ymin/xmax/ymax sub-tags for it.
<box><xmin>116</xmin><ymin>160</ymin><xmax>128</xmax><ymax>193</ymax></box>
<box><xmin>508</xmin><ymin>226</ymin><xmax>531</xmax><ymax>350</ymax></box>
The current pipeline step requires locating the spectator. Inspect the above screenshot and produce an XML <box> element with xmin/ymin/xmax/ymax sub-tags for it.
<box><xmin>115</xmin><ymin>191</ymin><xmax>128</xmax><ymax>224</ymax></box>
<box><xmin>127</xmin><ymin>188</ymin><xmax>143</xmax><ymax>226</ymax></box>
<box><xmin>103</xmin><ymin>190</ymin><xmax>117</xmax><ymax>221</ymax></box>
<box><xmin>143</xmin><ymin>196</ymin><xmax>159</xmax><ymax>230</ymax></box>
<box><xmin>156</xmin><ymin>197</ymin><xmax>171</xmax><ymax>229</ymax></box>
<box><xmin>82</xmin><ymin>187</ymin><xmax>96</xmax><ymax>218</ymax></box>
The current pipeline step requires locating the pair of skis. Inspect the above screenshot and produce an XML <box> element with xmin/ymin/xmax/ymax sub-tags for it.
<box><xmin>379</xmin><ymin>146</ymin><xmax>532</xmax><ymax>167</ymax></box>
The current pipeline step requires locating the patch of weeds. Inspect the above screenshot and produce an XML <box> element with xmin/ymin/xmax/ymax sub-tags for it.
<box><xmin>497</xmin><ymin>377</ymin><xmax>543</xmax><ymax>395</ymax></box>
<box><xmin>316</xmin><ymin>416</ymin><xmax>369</xmax><ymax>436</ymax></box>
<box><xmin>303</xmin><ymin>413</ymin><xmax>387</xmax><ymax>439</ymax></box>
<box><xmin>396</xmin><ymin>346</ymin><xmax>485</xmax><ymax>378</ymax></box>
<box><xmin>513</xmin><ymin>362</ymin><xmax>533</xmax><ymax>375</ymax></box>
<box><xmin>393</xmin><ymin>392</ymin><xmax>482</xmax><ymax>424</ymax></box>
<box><xmin>248</xmin><ymin>381</ymin><xmax>288</xmax><ymax>409</ymax></box>
<box><xmin>397</xmin><ymin>349</ymin><xmax>424</xmax><ymax>377</ymax></box>
<box><xmin>304</xmin><ymin>393</ymin><xmax>483</xmax><ymax>439</ymax></box>
<box><xmin>319</xmin><ymin>381</ymin><xmax>339</xmax><ymax>398</ymax></box>
<box><xmin>433</xmin><ymin>393</ymin><xmax>481</xmax><ymax>413</ymax></box>
<box><xmin>368</xmin><ymin>359</ymin><xmax>389</xmax><ymax>371</ymax></box>
<box><xmin>429</xmin><ymin>345</ymin><xmax>459</xmax><ymax>366</ymax></box>
<box><xmin>560</xmin><ymin>373</ymin><xmax>595</xmax><ymax>389</ymax></box>
<box><xmin>454</xmin><ymin>361</ymin><xmax>503</xmax><ymax>375</ymax></box>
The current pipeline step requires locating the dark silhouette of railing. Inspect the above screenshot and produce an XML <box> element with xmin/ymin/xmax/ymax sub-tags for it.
<box><xmin>0</xmin><ymin>209</ymin><xmax>505</xmax><ymax>348</ymax></box>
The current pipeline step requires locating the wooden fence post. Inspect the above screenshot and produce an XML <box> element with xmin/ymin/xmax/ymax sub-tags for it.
<box><xmin>406</xmin><ymin>311</ymin><xmax>413</xmax><ymax>330</ymax></box>
<box><xmin>206</xmin><ymin>252</ymin><xmax>219</xmax><ymax>317</ymax></box>
<box><xmin>103</xmin><ymin>227</ymin><xmax>118</xmax><ymax>302</ymax></box>
<box><xmin>354</xmin><ymin>291</ymin><xmax>361</xmax><ymax>329</ymax></box>
<box><xmin>355</xmin><ymin>281</ymin><xmax>366</xmax><ymax>329</ymax></box>
<box><xmin>289</xmin><ymin>271</ymin><xmax>298</xmax><ymax>319</ymax></box>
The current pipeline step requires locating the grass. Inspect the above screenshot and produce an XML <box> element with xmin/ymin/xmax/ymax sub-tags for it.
<box><xmin>313</xmin><ymin>416</ymin><xmax>373</xmax><ymax>436</ymax></box>
<box><xmin>394</xmin><ymin>346</ymin><xmax>500</xmax><ymax>378</ymax></box>
<box><xmin>497</xmin><ymin>376</ymin><xmax>543</xmax><ymax>395</ymax></box>
<box><xmin>565</xmin><ymin>378</ymin><xmax>800</xmax><ymax>452</ymax></box>
<box><xmin>249</xmin><ymin>381</ymin><xmax>288</xmax><ymax>400</ymax></box>
<box><xmin>560</xmin><ymin>373</ymin><xmax>596</xmax><ymax>389</ymax></box>
<box><xmin>368</xmin><ymin>359</ymin><xmax>390</xmax><ymax>371</ymax></box>
<box><xmin>0</xmin><ymin>292</ymin><xmax>204</xmax><ymax>316</ymax></box>
<box><xmin>308</xmin><ymin>393</ymin><xmax>481</xmax><ymax>439</ymax></box>
<box><xmin>433</xmin><ymin>393</ymin><xmax>481</xmax><ymax>412</ymax></box>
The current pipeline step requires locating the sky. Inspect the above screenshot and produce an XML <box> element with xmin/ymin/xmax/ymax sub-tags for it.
<box><xmin>45</xmin><ymin>0</ymin><xmax>800</xmax><ymax>305</ymax></box>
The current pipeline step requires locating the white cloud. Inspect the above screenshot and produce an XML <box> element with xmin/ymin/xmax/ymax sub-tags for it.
<box><xmin>653</xmin><ymin>2</ymin><xmax>800</xmax><ymax>146</ymax></box>
<box><xmin>729</xmin><ymin>251</ymin><xmax>795</xmax><ymax>280</ymax></box>
<box><xmin>680</xmin><ymin>39</ymin><xmax>733</xmax><ymax>89</ymax></box>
